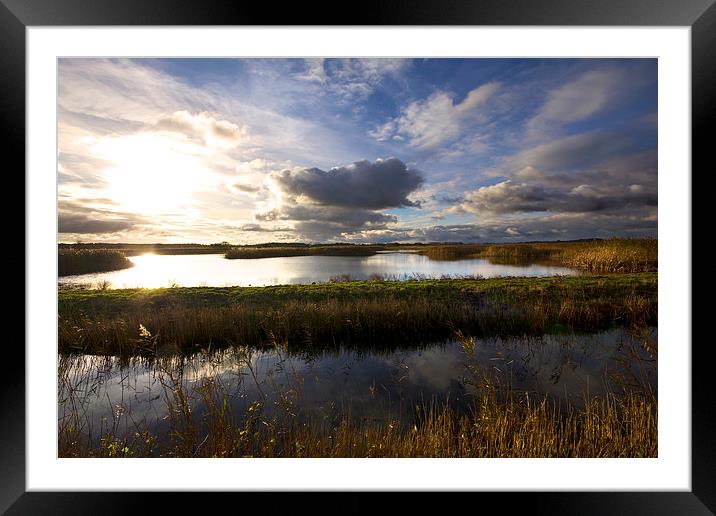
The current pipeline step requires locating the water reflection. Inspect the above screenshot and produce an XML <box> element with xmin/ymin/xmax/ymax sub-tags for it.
<box><xmin>59</xmin><ymin>328</ymin><xmax>656</xmax><ymax>446</ymax></box>
<box><xmin>58</xmin><ymin>252</ymin><xmax>578</xmax><ymax>289</ymax></box>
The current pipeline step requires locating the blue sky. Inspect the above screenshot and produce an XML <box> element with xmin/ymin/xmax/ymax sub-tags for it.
<box><xmin>58</xmin><ymin>58</ymin><xmax>657</xmax><ymax>243</ymax></box>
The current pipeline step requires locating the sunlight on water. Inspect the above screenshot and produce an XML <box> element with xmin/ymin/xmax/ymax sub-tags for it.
<box><xmin>59</xmin><ymin>252</ymin><xmax>579</xmax><ymax>289</ymax></box>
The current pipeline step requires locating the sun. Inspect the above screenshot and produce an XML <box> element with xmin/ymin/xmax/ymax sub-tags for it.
<box><xmin>93</xmin><ymin>132</ymin><xmax>211</xmax><ymax>215</ymax></box>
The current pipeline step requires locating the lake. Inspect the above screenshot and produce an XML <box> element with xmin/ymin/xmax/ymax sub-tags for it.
<box><xmin>59</xmin><ymin>327</ymin><xmax>656</xmax><ymax>449</ymax></box>
<box><xmin>58</xmin><ymin>251</ymin><xmax>579</xmax><ymax>289</ymax></box>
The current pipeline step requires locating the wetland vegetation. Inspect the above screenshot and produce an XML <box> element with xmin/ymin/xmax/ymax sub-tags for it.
<box><xmin>59</xmin><ymin>273</ymin><xmax>656</xmax><ymax>357</ymax></box>
<box><xmin>57</xmin><ymin>238</ymin><xmax>658</xmax><ymax>458</ymax></box>
<box><xmin>417</xmin><ymin>239</ymin><xmax>657</xmax><ymax>273</ymax></box>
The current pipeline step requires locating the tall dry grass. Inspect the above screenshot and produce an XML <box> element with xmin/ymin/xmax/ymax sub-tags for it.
<box><xmin>416</xmin><ymin>239</ymin><xmax>656</xmax><ymax>273</ymax></box>
<box><xmin>58</xmin><ymin>279</ymin><xmax>657</xmax><ymax>356</ymax></box>
<box><xmin>481</xmin><ymin>244</ymin><xmax>555</xmax><ymax>261</ymax></box>
<box><xmin>555</xmin><ymin>239</ymin><xmax>657</xmax><ymax>273</ymax></box>
<box><xmin>418</xmin><ymin>245</ymin><xmax>485</xmax><ymax>261</ymax></box>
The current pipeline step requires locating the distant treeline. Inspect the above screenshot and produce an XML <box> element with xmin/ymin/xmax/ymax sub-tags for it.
<box><xmin>225</xmin><ymin>244</ymin><xmax>387</xmax><ymax>259</ymax></box>
<box><xmin>58</xmin><ymin>242</ymin><xmax>232</xmax><ymax>256</ymax></box>
<box><xmin>59</xmin><ymin>238</ymin><xmax>604</xmax><ymax>251</ymax></box>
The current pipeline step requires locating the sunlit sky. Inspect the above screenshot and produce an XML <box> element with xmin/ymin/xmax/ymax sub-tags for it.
<box><xmin>58</xmin><ymin>58</ymin><xmax>657</xmax><ymax>244</ymax></box>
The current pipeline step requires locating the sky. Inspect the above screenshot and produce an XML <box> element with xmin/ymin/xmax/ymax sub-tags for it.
<box><xmin>58</xmin><ymin>58</ymin><xmax>658</xmax><ymax>244</ymax></box>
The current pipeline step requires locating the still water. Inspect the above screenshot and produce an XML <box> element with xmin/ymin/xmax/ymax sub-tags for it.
<box><xmin>59</xmin><ymin>252</ymin><xmax>578</xmax><ymax>289</ymax></box>
<box><xmin>59</xmin><ymin>328</ymin><xmax>656</xmax><ymax>444</ymax></box>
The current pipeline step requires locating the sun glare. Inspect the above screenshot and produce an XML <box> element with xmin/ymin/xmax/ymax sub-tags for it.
<box><xmin>94</xmin><ymin>133</ymin><xmax>210</xmax><ymax>214</ymax></box>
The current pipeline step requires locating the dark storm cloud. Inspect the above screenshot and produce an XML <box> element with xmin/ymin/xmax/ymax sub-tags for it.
<box><xmin>256</xmin><ymin>204</ymin><xmax>397</xmax><ymax>240</ymax></box>
<box><xmin>273</xmin><ymin>158</ymin><xmax>423</xmax><ymax>209</ymax></box>
<box><xmin>512</xmin><ymin>150</ymin><xmax>657</xmax><ymax>190</ymax></box>
<box><xmin>353</xmin><ymin>207</ymin><xmax>657</xmax><ymax>244</ymax></box>
<box><xmin>411</xmin><ymin>213</ymin><xmax>657</xmax><ymax>242</ymax></box>
<box><xmin>58</xmin><ymin>200</ymin><xmax>147</xmax><ymax>235</ymax></box>
<box><xmin>455</xmin><ymin>129</ymin><xmax>658</xmax><ymax>228</ymax></box>
<box><xmin>460</xmin><ymin>180</ymin><xmax>657</xmax><ymax>214</ymax></box>
<box><xmin>257</xmin><ymin>204</ymin><xmax>396</xmax><ymax>226</ymax></box>
<box><xmin>255</xmin><ymin>158</ymin><xmax>424</xmax><ymax>240</ymax></box>
<box><xmin>289</xmin><ymin>213</ymin><xmax>398</xmax><ymax>241</ymax></box>
<box><xmin>235</xmin><ymin>223</ymin><xmax>292</xmax><ymax>233</ymax></box>
<box><xmin>58</xmin><ymin>214</ymin><xmax>136</xmax><ymax>234</ymax></box>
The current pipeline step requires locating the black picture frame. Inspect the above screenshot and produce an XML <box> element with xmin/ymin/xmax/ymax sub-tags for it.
<box><xmin>4</xmin><ymin>0</ymin><xmax>712</xmax><ymax>513</ymax></box>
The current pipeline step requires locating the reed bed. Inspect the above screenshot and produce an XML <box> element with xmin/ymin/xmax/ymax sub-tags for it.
<box><xmin>481</xmin><ymin>244</ymin><xmax>555</xmax><ymax>261</ymax></box>
<box><xmin>555</xmin><ymin>239</ymin><xmax>657</xmax><ymax>273</ymax></box>
<box><xmin>484</xmin><ymin>239</ymin><xmax>656</xmax><ymax>273</ymax></box>
<box><xmin>418</xmin><ymin>244</ymin><xmax>486</xmax><ymax>261</ymax></box>
<box><xmin>58</xmin><ymin>249</ymin><xmax>134</xmax><ymax>276</ymax></box>
<box><xmin>58</xmin><ymin>274</ymin><xmax>656</xmax><ymax>357</ymax></box>
<box><xmin>416</xmin><ymin>238</ymin><xmax>657</xmax><ymax>273</ymax></box>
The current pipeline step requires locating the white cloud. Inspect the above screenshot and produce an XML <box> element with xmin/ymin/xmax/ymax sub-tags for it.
<box><xmin>58</xmin><ymin>58</ymin><xmax>217</xmax><ymax>123</ymax></box>
<box><xmin>371</xmin><ymin>82</ymin><xmax>500</xmax><ymax>150</ymax></box>
<box><xmin>58</xmin><ymin>59</ymin><xmax>656</xmax><ymax>244</ymax></box>
<box><xmin>295</xmin><ymin>58</ymin><xmax>410</xmax><ymax>102</ymax></box>
<box><xmin>368</xmin><ymin>120</ymin><xmax>396</xmax><ymax>141</ymax></box>
<box><xmin>153</xmin><ymin>110</ymin><xmax>248</xmax><ymax>149</ymax></box>
<box><xmin>294</xmin><ymin>58</ymin><xmax>328</xmax><ymax>83</ymax></box>
<box><xmin>455</xmin><ymin>145</ymin><xmax>657</xmax><ymax>217</ymax></box>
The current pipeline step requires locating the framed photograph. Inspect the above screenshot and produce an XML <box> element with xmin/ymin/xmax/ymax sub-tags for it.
<box><xmin>6</xmin><ymin>0</ymin><xmax>712</xmax><ymax>512</ymax></box>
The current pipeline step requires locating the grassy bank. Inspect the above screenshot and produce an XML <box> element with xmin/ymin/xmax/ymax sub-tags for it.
<box><xmin>58</xmin><ymin>249</ymin><xmax>134</xmax><ymax>276</ymax></box>
<box><xmin>59</xmin><ymin>273</ymin><xmax>657</xmax><ymax>356</ymax></box>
